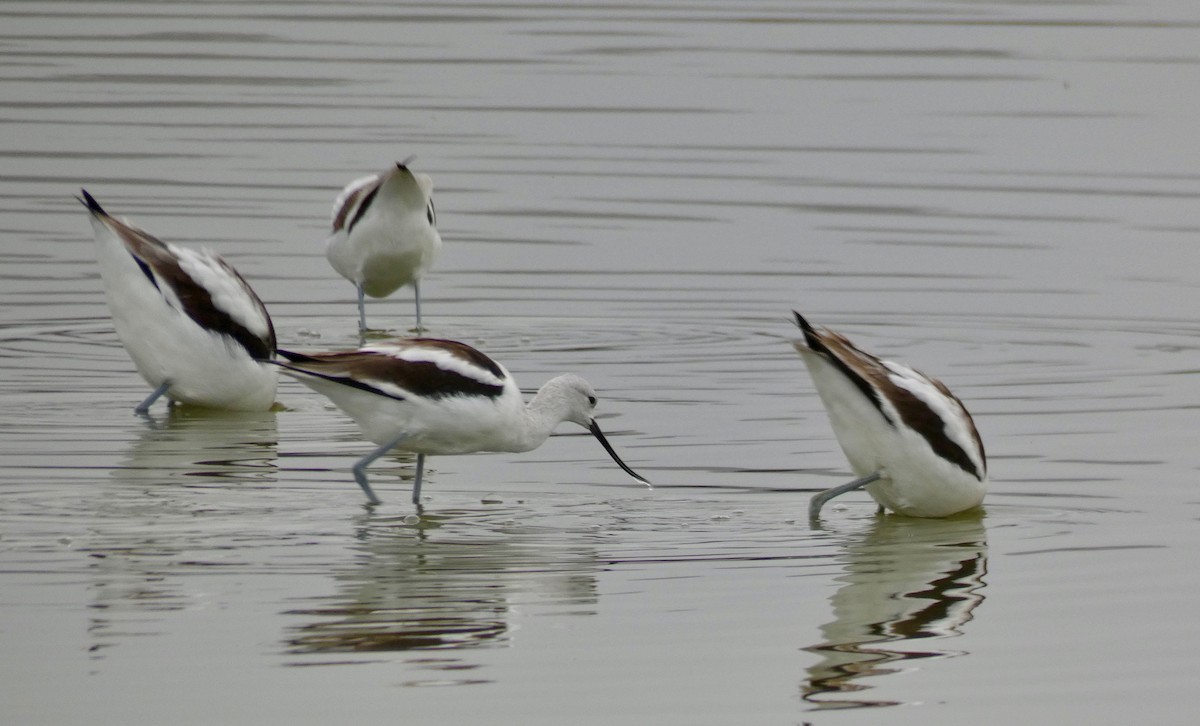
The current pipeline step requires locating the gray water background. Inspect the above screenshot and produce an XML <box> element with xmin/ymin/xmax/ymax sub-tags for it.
<box><xmin>2</xmin><ymin>1</ymin><xmax>1199</xmax><ymax>723</ymax></box>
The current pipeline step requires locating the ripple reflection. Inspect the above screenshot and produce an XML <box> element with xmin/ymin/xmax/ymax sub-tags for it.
<box><xmin>802</xmin><ymin>513</ymin><xmax>988</xmax><ymax>710</ymax></box>
<box><xmin>282</xmin><ymin>507</ymin><xmax>601</xmax><ymax>677</ymax></box>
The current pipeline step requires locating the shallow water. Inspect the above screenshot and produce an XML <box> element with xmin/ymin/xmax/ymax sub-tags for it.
<box><xmin>3</xmin><ymin>1</ymin><xmax>1200</xmax><ymax>723</ymax></box>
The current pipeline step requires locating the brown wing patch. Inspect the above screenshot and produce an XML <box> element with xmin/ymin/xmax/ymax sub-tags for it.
<box><xmin>796</xmin><ymin>314</ymin><xmax>985</xmax><ymax>480</ymax></box>
<box><xmin>927</xmin><ymin>378</ymin><xmax>987</xmax><ymax>477</ymax></box>
<box><xmin>332</xmin><ymin>175</ymin><xmax>384</xmax><ymax>233</ymax></box>
<box><xmin>280</xmin><ymin>344</ymin><xmax>506</xmax><ymax>400</ymax></box>
<box><xmin>95</xmin><ymin>205</ymin><xmax>275</xmax><ymax>360</ymax></box>
<box><xmin>805</xmin><ymin>325</ymin><xmax>896</xmax><ymax>425</ymax></box>
<box><xmin>150</xmin><ymin>250</ymin><xmax>275</xmax><ymax>361</ymax></box>
<box><xmin>400</xmin><ymin>338</ymin><xmax>507</xmax><ymax>381</ymax></box>
<box><xmin>882</xmin><ymin>372</ymin><xmax>985</xmax><ymax>481</ymax></box>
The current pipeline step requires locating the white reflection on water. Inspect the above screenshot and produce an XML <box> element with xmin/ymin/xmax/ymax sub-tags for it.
<box><xmin>119</xmin><ymin>407</ymin><xmax>280</xmax><ymax>485</ymax></box>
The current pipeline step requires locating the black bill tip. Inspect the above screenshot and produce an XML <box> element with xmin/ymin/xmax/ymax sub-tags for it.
<box><xmin>588</xmin><ymin>419</ymin><xmax>651</xmax><ymax>488</ymax></box>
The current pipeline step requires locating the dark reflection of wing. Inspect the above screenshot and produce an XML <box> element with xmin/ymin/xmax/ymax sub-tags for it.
<box><xmin>283</xmin><ymin>509</ymin><xmax>599</xmax><ymax>673</ymax></box>
<box><xmin>803</xmin><ymin>514</ymin><xmax>988</xmax><ymax>710</ymax></box>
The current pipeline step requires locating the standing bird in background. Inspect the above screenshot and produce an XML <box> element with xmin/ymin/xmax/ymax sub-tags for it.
<box><xmin>791</xmin><ymin>312</ymin><xmax>986</xmax><ymax>519</ymax></box>
<box><xmin>273</xmin><ymin>338</ymin><xmax>650</xmax><ymax>506</ymax></box>
<box><xmin>325</xmin><ymin>158</ymin><xmax>441</xmax><ymax>337</ymax></box>
<box><xmin>79</xmin><ymin>190</ymin><xmax>278</xmax><ymax>413</ymax></box>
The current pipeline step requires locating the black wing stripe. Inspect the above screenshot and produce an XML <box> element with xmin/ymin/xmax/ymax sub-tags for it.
<box><xmin>794</xmin><ymin>312</ymin><xmax>894</xmax><ymax>427</ymax></box>
<box><xmin>133</xmin><ymin>256</ymin><xmax>160</xmax><ymax>290</ymax></box>
<box><xmin>347</xmin><ymin>185</ymin><xmax>379</xmax><ymax>233</ymax></box>
<box><xmin>159</xmin><ymin>259</ymin><xmax>274</xmax><ymax>361</ymax></box>
<box><xmin>273</xmin><ymin>361</ymin><xmax>408</xmax><ymax>402</ymax></box>
<box><xmin>886</xmin><ymin>385</ymin><xmax>985</xmax><ymax>481</ymax></box>
<box><xmin>273</xmin><ymin>346</ymin><xmax>506</xmax><ymax>401</ymax></box>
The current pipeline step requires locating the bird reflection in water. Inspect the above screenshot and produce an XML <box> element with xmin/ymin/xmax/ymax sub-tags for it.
<box><xmin>802</xmin><ymin>513</ymin><xmax>988</xmax><ymax>709</ymax></box>
<box><xmin>283</xmin><ymin>508</ymin><xmax>600</xmax><ymax>680</ymax></box>
<box><xmin>119</xmin><ymin>406</ymin><xmax>280</xmax><ymax>486</ymax></box>
<box><xmin>85</xmin><ymin>407</ymin><xmax>281</xmax><ymax>660</ymax></box>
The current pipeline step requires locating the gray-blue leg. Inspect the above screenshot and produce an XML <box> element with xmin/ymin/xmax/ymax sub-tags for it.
<box><xmin>412</xmin><ymin>453</ymin><xmax>425</xmax><ymax>504</ymax></box>
<box><xmin>134</xmin><ymin>381</ymin><xmax>171</xmax><ymax>415</ymax></box>
<box><xmin>356</xmin><ymin>282</ymin><xmax>367</xmax><ymax>340</ymax></box>
<box><xmin>351</xmin><ymin>432</ymin><xmax>408</xmax><ymax>506</ymax></box>
<box><xmin>412</xmin><ymin>280</ymin><xmax>423</xmax><ymax>332</ymax></box>
<box><xmin>809</xmin><ymin>471</ymin><xmax>882</xmax><ymax>521</ymax></box>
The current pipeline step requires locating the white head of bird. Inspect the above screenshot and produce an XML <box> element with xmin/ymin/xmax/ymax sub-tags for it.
<box><xmin>78</xmin><ymin>189</ymin><xmax>278</xmax><ymax>414</ymax></box>
<box><xmin>325</xmin><ymin>158</ymin><xmax>442</xmax><ymax>336</ymax></box>
<box><xmin>273</xmin><ymin>338</ymin><xmax>649</xmax><ymax>506</ymax></box>
<box><xmin>791</xmin><ymin>312</ymin><xmax>986</xmax><ymax>520</ymax></box>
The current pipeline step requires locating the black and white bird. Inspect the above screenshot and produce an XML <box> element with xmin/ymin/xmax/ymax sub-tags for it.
<box><xmin>791</xmin><ymin>312</ymin><xmax>986</xmax><ymax>519</ymax></box>
<box><xmin>324</xmin><ymin>159</ymin><xmax>441</xmax><ymax>336</ymax></box>
<box><xmin>80</xmin><ymin>190</ymin><xmax>277</xmax><ymax>413</ymax></box>
<box><xmin>274</xmin><ymin>338</ymin><xmax>649</xmax><ymax>506</ymax></box>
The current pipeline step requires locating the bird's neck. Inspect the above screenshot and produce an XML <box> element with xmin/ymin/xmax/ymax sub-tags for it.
<box><xmin>508</xmin><ymin>389</ymin><xmax>568</xmax><ymax>452</ymax></box>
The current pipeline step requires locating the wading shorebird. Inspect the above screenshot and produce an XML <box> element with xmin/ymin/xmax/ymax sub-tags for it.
<box><xmin>325</xmin><ymin>158</ymin><xmax>441</xmax><ymax>336</ymax></box>
<box><xmin>274</xmin><ymin>338</ymin><xmax>650</xmax><ymax>506</ymax></box>
<box><xmin>79</xmin><ymin>190</ymin><xmax>277</xmax><ymax>414</ymax></box>
<box><xmin>791</xmin><ymin>312</ymin><xmax>986</xmax><ymax>519</ymax></box>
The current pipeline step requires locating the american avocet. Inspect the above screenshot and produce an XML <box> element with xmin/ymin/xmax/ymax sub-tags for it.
<box><xmin>325</xmin><ymin>158</ymin><xmax>441</xmax><ymax>336</ymax></box>
<box><xmin>274</xmin><ymin>338</ymin><xmax>649</xmax><ymax>505</ymax></box>
<box><xmin>791</xmin><ymin>312</ymin><xmax>986</xmax><ymax>519</ymax></box>
<box><xmin>79</xmin><ymin>190</ymin><xmax>278</xmax><ymax>413</ymax></box>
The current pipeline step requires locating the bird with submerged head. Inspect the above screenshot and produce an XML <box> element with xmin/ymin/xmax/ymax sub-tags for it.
<box><xmin>791</xmin><ymin>312</ymin><xmax>986</xmax><ymax>520</ymax></box>
<box><xmin>79</xmin><ymin>189</ymin><xmax>277</xmax><ymax>414</ymax></box>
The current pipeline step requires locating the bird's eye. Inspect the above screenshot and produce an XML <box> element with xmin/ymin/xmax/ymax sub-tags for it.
<box><xmin>427</xmin><ymin>200</ymin><xmax>436</xmax><ymax>226</ymax></box>
<box><xmin>587</xmin><ymin>396</ymin><xmax>597</xmax><ymax>407</ymax></box>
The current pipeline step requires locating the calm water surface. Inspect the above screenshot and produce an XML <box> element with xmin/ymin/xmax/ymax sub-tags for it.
<box><xmin>2</xmin><ymin>1</ymin><xmax>1199</xmax><ymax>724</ymax></box>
